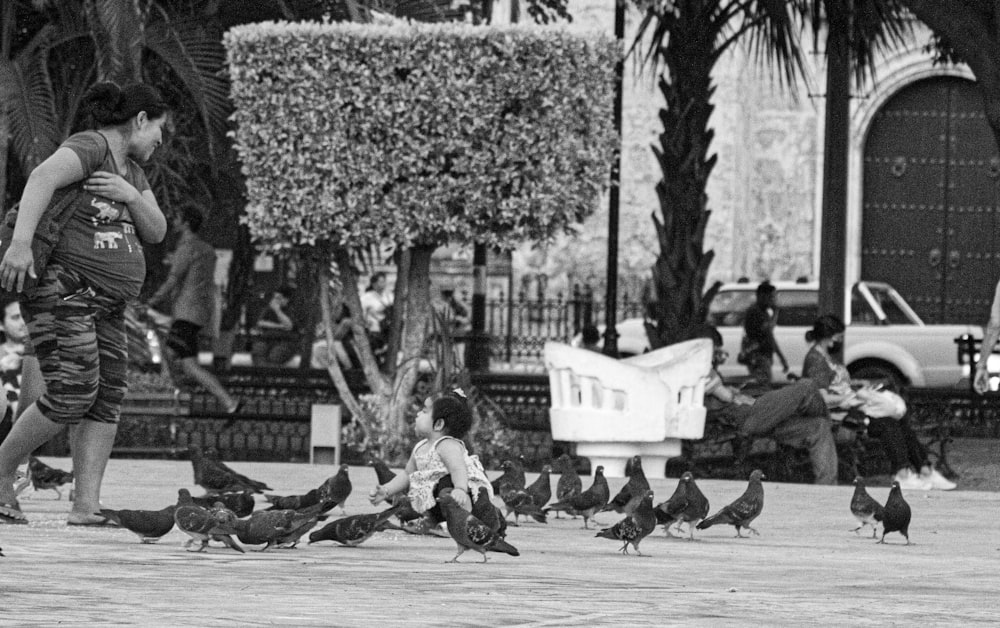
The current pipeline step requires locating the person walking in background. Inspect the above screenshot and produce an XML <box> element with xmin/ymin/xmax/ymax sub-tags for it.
<box><xmin>146</xmin><ymin>206</ymin><xmax>239</xmax><ymax>415</ymax></box>
<box><xmin>693</xmin><ymin>324</ymin><xmax>839</xmax><ymax>485</ymax></box>
<box><xmin>803</xmin><ymin>315</ymin><xmax>955</xmax><ymax>490</ymax></box>
<box><xmin>0</xmin><ymin>82</ymin><xmax>168</xmax><ymax>525</ymax></box>
<box><xmin>739</xmin><ymin>281</ymin><xmax>789</xmax><ymax>385</ymax></box>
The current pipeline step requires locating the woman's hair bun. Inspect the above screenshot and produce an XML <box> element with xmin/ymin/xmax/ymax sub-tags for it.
<box><xmin>84</xmin><ymin>82</ymin><xmax>125</xmax><ymax>125</ymax></box>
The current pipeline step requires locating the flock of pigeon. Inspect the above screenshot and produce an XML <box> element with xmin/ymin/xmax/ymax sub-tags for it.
<box><xmin>2</xmin><ymin>448</ymin><xmax>913</xmax><ymax>562</ymax></box>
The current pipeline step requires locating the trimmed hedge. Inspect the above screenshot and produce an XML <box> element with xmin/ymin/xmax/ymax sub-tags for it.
<box><xmin>224</xmin><ymin>21</ymin><xmax>619</xmax><ymax>250</ymax></box>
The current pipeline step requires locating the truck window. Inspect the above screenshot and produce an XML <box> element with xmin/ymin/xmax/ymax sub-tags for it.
<box><xmin>851</xmin><ymin>290</ymin><xmax>878</xmax><ymax>325</ymax></box>
<box><xmin>776</xmin><ymin>291</ymin><xmax>818</xmax><ymax>326</ymax></box>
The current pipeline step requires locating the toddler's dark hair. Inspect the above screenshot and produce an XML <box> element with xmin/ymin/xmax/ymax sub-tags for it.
<box><xmin>432</xmin><ymin>390</ymin><xmax>472</xmax><ymax>438</ymax></box>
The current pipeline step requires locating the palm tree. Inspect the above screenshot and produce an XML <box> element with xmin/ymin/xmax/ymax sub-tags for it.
<box><xmin>0</xmin><ymin>0</ymin><xmax>230</xmax><ymax>213</ymax></box>
<box><xmin>630</xmin><ymin>0</ymin><xmax>910</xmax><ymax>347</ymax></box>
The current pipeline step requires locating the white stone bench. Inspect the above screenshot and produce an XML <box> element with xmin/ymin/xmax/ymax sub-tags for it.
<box><xmin>544</xmin><ymin>338</ymin><xmax>711</xmax><ymax>478</ymax></box>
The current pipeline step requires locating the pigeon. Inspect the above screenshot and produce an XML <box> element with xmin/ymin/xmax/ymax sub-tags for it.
<box><xmin>368</xmin><ymin>454</ymin><xmax>399</xmax><ymax>487</ymax></box>
<box><xmin>499</xmin><ymin>488</ymin><xmax>547</xmax><ymax>526</ymax></box>
<box><xmin>472</xmin><ymin>486</ymin><xmax>506</xmax><ymax>539</ymax></box>
<box><xmin>233</xmin><ymin>508</ymin><xmax>321</xmax><ymax>551</ymax></box>
<box><xmin>654</xmin><ymin>472</ymin><xmax>710</xmax><ymax>539</ymax></box>
<box><xmin>878</xmin><ymin>480</ymin><xmax>912</xmax><ymax>545</ymax></box>
<box><xmin>697</xmin><ymin>469</ymin><xmax>765</xmax><ymax>538</ymax></box>
<box><xmin>850</xmin><ymin>477</ymin><xmax>885</xmax><ymax>538</ymax></box>
<box><xmin>188</xmin><ymin>445</ymin><xmax>271</xmax><ymax>494</ymax></box>
<box><xmin>525</xmin><ymin>465</ymin><xmax>553</xmax><ymax>510</ymax></box>
<box><xmin>99</xmin><ymin>505</ymin><xmax>177</xmax><ymax>543</ymax></box>
<box><xmin>173</xmin><ymin>489</ymin><xmax>244</xmax><ymax>553</ymax></box>
<box><xmin>308</xmin><ymin>503</ymin><xmax>403</xmax><ymax>547</ymax></box>
<box><xmin>595</xmin><ymin>489</ymin><xmax>657</xmax><ymax>556</ymax></box>
<box><xmin>264</xmin><ymin>488</ymin><xmax>321</xmax><ymax>512</ymax></box>
<box><xmin>191</xmin><ymin>490</ymin><xmax>256</xmax><ymax>518</ymax></box>
<box><xmin>437</xmin><ymin>490</ymin><xmax>519</xmax><ymax>563</ymax></box>
<box><xmin>602</xmin><ymin>455</ymin><xmax>650</xmax><ymax>515</ymax></box>
<box><xmin>28</xmin><ymin>456</ymin><xmax>74</xmax><ymax>499</ymax></box>
<box><xmin>317</xmin><ymin>464</ymin><xmax>353</xmax><ymax>514</ymax></box>
<box><xmin>544</xmin><ymin>465</ymin><xmax>611</xmax><ymax>529</ymax></box>
<box><xmin>552</xmin><ymin>454</ymin><xmax>582</xmax><ymax>518</ymax></box>
<box><xmin>491</xmin><ymin>458</ymin><xmax>526</xmax><ymax>497</ymax></box>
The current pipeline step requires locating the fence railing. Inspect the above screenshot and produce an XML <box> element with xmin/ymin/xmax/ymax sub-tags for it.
<box><xmin>484</xmin><ymin>286</ymin><xmax>645</xmax><ymax>362</ymax></box>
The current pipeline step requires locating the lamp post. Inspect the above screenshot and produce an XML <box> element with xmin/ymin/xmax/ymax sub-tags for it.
<box><xmin>602</xmin><ymin>0</ymin><xmax>624</xmax><ymax>357</ymax></box>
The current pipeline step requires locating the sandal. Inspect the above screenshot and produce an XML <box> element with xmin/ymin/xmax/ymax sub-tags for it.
<box><xmin>67</xmin><ymin>512</ymin><xmax>116</xmax><ymax>527</ymax></box>
<box><xmin>0</xmin><ymin>500</ymin><xmax>28</xmax><ymax>525</ymax></box>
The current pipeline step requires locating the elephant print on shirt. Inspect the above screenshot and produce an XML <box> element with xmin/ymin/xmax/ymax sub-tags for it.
<box><xmin>94</xmin><ymin>231</ymin><xmax>124</xmax><ymax>249</ymax></box>
<box><xmin>90</xmin><ymin>197</ymin><xmax>120</xmax><ymax>225</ymax></box>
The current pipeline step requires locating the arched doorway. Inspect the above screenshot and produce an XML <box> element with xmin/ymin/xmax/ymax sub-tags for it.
<box><xmin>862</xmin><ymin>76</ymin><xmax>1000</xmax><ymax>324</ymax></box>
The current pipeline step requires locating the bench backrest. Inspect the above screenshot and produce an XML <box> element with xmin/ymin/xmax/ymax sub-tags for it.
<box><xmin>544</xmin><ymin>341</ymin><xmax>710</xmax><ymax>442</ymax></box>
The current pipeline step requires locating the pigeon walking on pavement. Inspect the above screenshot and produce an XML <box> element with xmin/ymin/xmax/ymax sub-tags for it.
<box><xmin>437</xmin><ymin>490</ymin><xmax>519</xmax><ymax>563</ymax></box>
<box><xmin>552</xmin><ymin>454</ymin><xmax>582</xmax><ymax>518</ymax></box>
<box><xmin>191</xmin><ymin>490</ymin><xmax>256</xmax><ymax>518</ymax></box>
<box><xmin>99</xmin><ymin>505</ymin><xmax>177</xmax><ymax>543</ymax></box>
<box><xmin>264</xmin><ymin>488</ymin><xmax>321</xmax><ymax>512</ymax></box>
<box><xmin>499</xmin><ymin>487</ymin><xmax>547</xmax><ymax>526</ymax></box>
<box><xmin>849</xmin><ymin>477</ymin><xmax>884</xmax><ymax>538</ymax></box>
<box><xmin>697</xmin><ymin>469</ymin><xmax>765</xmax><ymax>538</ymax></box>
<box><xmin>317</xmin><ymin>464</ymin><xmax>353</xmax><ymax>514</ymax></box>
<box><xmin>655</xmin><ymin>472</ymin><xmax>710</xmax><ymax>539</ymax></box>
<box><xmin>491</xmin><ymin>458</ymin><xmax>526</xmax><ymax>499</ymax></box>
<box><xmin>308</xmin><ymin>503</ymin><xmax>403</xmax><ymax>547</ymax></box>
<box><xmin>878</xmin><ymin>480</ymin><xmax>912</xmax><ymax>545</ymax></box>
<box><xmin>368</xmin><ymin>454</ymin><xmax>398</xmax><ymax>487</ymax></box>
<box><xmin>602</xmin><ymin>455</ymin><xmax>650</xmax><ymax>515</ymax></box>
<box><xmin>188</xmin><ymin>445</ymin><xmax>271</xmax><ymax>494</ymax></box>
<box><xmin>595</xmin><ymin>490</ymin><xmax>657</xmax><ymax>556</ymax></box>
<box><xmin>174</xmin><ymin>489</ymin><xmax>244</xmax><ymax>553</ymax></box>
<box><xmin>472</xmin><ymin>486</ymin><xmax>506</xmax><ymax>538</ymax></box>
<box><xmin>233</xmin><ymin>508</ymin><xmax>321</xmax><ymax>551</ymax></box>
<box><xmin>28</xmin><ymin>456</ymin><xmax>74</xmax><ymax>499</ymax></box>
<box><xmin>543</xmin><ymin>465</ymin><xmax>610</xmax><ymax>529</ymax></box>
<box><xmin>525</xmin><ymin>465</ymin><xmax>553</xmax><ymax>509</ymax></box>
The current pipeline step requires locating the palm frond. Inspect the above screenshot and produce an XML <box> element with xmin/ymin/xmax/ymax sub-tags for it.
<box><xmin>0</xmin><ymin>28</ymin><xmax>60</xmax><ymax>173</ymax></box>
<box><xmin>143</xmin><ymin>18</ymin><xmax>230</xmax><ymax>161</ymax></box>
<box><xmin>85</xmin><ymin>0</ymin><xmax>146</xmax><ymax>82</ymax></box>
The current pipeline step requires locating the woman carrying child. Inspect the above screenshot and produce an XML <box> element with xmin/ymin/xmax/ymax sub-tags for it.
<box><xmin>369</xmin><ymin>389</ymin><xmax>493</xmax><ymax>536</ymax></box>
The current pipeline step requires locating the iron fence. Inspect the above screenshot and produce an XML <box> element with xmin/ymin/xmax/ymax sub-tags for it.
<box><xmin>485</xmin><ymin>285</ymin><xmax>645</xmax><ymax>362</ymax></box>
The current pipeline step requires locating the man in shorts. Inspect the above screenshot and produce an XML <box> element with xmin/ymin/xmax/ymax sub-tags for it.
<box><xmin>147</xmin><ymin>206</ymin><xmax>238</xmax><ymax>415</ymax></box>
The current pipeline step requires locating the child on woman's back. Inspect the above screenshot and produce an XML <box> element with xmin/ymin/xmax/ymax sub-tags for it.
<box><xmin>369</xmin><ymin>389</ymin><xmax>493</xmax><ymax>535</ymax></box>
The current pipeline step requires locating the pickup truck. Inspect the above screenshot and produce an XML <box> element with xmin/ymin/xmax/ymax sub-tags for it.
<box><xmin>610</xmin><ymin>280</ymin><xmax>982</xmax><ymax>389</ymax></box>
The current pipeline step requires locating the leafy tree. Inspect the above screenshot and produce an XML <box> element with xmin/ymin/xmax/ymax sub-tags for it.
<box><xmin>226</xmin><ymin>22</ymin><xmax>618</xmax><ymax>459</ymax></box>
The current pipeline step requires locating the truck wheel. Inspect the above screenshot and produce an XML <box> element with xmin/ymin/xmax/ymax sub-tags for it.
<box><xmin>849</xmin><ymin>362</ymin><xmax>904</xmax><ymax>390</ymax></box>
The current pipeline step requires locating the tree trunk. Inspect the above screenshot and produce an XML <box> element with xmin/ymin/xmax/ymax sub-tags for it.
<box><xmin>383</xmin><ymin>244</ymin><xmax>434</xmax><ymax>461</ymax></box>
<box><xmin>646</xmin><ymin>20</ymin><xmax>717</xmax><ymax>348</ymax></box>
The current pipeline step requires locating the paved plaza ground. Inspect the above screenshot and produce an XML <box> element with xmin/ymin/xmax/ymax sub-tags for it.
<box><xmin>2</xmin><ymin>447</ymin><xmax>999</xmax><ymax>626</ymax></box>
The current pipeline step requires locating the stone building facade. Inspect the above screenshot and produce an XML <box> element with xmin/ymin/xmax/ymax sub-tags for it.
<box><xmin>507</xmin><ymin>4</ymin><xmax>999</xmax><ymax>325</ymax></box>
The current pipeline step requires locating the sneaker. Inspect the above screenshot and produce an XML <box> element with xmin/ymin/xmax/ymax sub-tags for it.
<box><xmin>894</xmin><ymin>467</ymin><xmax>932</xmax><ymax>491</ymax></box>
<box><xmin>920</xmin><ymin>465</ymin><xmax>957</xmax><ymax>491</ymax></box>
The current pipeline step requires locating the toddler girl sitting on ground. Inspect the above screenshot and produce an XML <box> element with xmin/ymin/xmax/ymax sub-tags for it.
<box><xmin>368</xmin><ymin>389</ymin><xmax>493</xmax><ymax>536</ymax></box>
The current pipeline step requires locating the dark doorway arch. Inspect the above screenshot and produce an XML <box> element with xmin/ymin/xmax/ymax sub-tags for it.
<box><xmin>862</xmin><ymin>75</ymin><xmax>1000</xmax><ymax>324</ymax></box>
